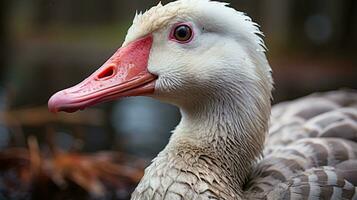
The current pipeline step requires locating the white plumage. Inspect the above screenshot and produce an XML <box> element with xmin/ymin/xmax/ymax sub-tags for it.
<box><xmin>48</xmin><ymin>0</ymin><xmax>357</xmax><ymax>199</ymax></box>
<box><xmin>126</xmin><ymin>1</ymin><xmax>357</xmax><ymax>199</ymax></box>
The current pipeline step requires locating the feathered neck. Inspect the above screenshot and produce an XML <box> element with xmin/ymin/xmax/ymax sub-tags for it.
<box><xmin>176</xmin><ymin>89</ymin><xmax>270</xmax><ymax>176</ymax></box>
<box><xmin>147</xmin><ymin>78</ymin><xmax>272</xmax><ymax>199</ymax></box>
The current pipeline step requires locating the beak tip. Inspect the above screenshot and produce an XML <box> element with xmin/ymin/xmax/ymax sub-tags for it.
<box><xmin>48</xmin><ymin>98</ymin><xmax>58</xmax><ymax>113</ymax></box>
<box><xmin>48</xmin><ymin>90</ymin><xmax>83</xmax><ymax>113</ymax></box>
<box><xmin>48</xmin><ymin>91</ymin><xmax>65</xmax><ymax>113</ymax></box>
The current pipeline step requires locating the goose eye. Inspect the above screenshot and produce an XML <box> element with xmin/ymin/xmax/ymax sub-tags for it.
<box><xmin>173</xmin><ymin>25</ymin><xmax>193</xmax><ymax>42</ymax></box>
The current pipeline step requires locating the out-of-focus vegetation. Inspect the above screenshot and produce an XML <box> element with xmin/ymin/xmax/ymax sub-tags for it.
<box><xmin>0</xmin><ymin>0</ymin><xmax>356</xmax><ymax>199</ymax></box>
<box><xmin>0</xmin><ymin>137</ymin><xmax>145</xmax><ymax>199</ymax></box>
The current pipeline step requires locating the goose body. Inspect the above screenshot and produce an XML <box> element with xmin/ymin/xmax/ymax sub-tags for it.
<box><xmin>48</xmin><ymin>0</ymin><xmax>357</xmax><ymax>199</ymax></box>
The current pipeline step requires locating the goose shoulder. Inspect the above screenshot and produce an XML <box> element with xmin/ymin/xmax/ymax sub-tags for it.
<box><xmin>266</xmin><ymin>166</ymin><xmax>357</xmax><ymax>200</ymax></box>
<box><xmin>245</xmin><ymin>90</ymin><xmax>357</xmax><ymax>199</ymax></box>
<box><xmin>267</xmin><ymin>90</ymin><xmax>357</xmax><ymax>150</ymax></box>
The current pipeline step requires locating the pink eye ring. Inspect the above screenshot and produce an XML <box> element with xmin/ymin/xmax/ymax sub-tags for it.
<box><xmin>170</xmin><ymin>23</ymin><xmax>194</xmax><ymax>43</ymax></box>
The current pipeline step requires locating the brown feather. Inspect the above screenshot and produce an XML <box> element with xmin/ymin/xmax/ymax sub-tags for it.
<box><xmin>246</xmin><ymin>90</ymin><xmax>357</xmax><ymax>199</ymax></box>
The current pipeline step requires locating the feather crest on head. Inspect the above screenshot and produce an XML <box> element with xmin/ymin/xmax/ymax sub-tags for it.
<box><xmin>124</xmin><ymin>0</ymin><xmax>266</xmax><ymax>53</ymax></box>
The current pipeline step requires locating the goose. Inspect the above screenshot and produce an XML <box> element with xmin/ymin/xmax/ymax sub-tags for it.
<box><xmin>48</xmin><ymin>0</ymin><xmax>357</xmax><ymax>199</ymax></box>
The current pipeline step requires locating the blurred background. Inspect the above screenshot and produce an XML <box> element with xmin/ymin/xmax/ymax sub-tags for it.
<box><xmin>0</xmin><ymin>0</ymin><xmax>356</xmax><ymax>199</ymax></box>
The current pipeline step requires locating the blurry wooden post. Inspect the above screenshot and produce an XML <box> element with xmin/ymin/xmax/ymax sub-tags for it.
<box><xmin>1</xmin><ymin>107</ymin><xmax>105</xmax><ymax>149</ymax></box>
<box><xmin>261</xmin><ymin>0</ymin><xmax>291</xmax><ymax>50</ymax></box>
<box><xmin>340</xmin><ymin>0</ymin><xmax>357</xmax><ymax>51</ymax></box>
<box><xmin>0</xmin><ymin>1</ymin><xmax>8</xmax><ymax>85</ymax></box>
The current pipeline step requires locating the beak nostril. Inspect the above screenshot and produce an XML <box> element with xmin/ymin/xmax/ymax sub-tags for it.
<box><xmin>97</xmin><ymin>66</ymin><xmax>115</xmax><ymax>80</ymax></box>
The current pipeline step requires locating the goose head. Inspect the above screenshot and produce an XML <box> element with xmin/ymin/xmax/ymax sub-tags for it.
<box><xmin>49</xmin><ymin>1</ymin><xmax>274</xmax><ymax>196</ymax></box>
<box><xmin>49</xmin><ymin>0</ymin><xmax>272</xmax><ymax>114</ymax></box>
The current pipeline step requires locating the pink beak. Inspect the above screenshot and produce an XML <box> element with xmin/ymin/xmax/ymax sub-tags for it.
<box><xmin>48</xmin><ymin>35</ymin><xmax>157</xmax><ymax>113</ymax></box>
